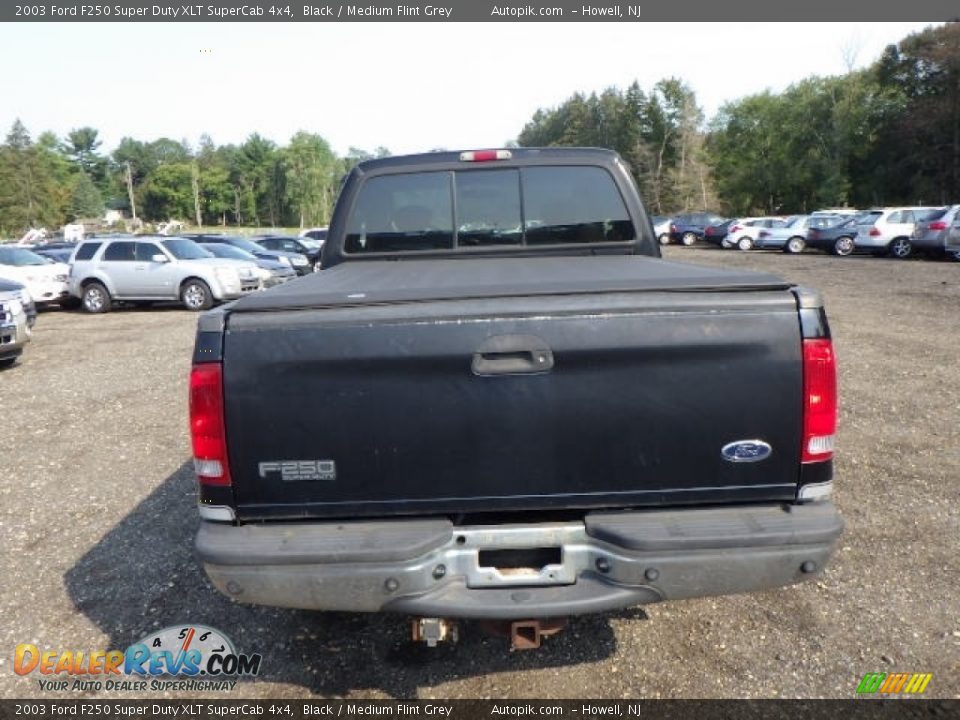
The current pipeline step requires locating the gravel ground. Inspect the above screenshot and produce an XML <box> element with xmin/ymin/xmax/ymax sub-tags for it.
<box><xmin>2</xmin><ymin>247</ymin><xmax>958</xmax><ymax>700</ymax></box>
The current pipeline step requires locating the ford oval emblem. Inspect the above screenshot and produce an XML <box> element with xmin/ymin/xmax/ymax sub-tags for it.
<box><xmin>721</xmin><ymin>440</ymin><xmax>773</xmax><ymax>463</ymax></box>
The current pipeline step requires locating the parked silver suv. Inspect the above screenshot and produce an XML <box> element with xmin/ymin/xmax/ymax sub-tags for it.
<box><xmin>69</xmin><ymin>236</ymin><xmax>261</xmax><ymax>313</ymax></box>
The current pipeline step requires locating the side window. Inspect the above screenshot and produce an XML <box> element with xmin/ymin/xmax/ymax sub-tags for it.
<box><xmin>282</xmin><ymin>240</ymin><xmax>300</xmax><ymax>253</ymax></box>
<box><xmin>455</xmin><ymin>169</ymin><xmax>522</xmax><ymax>246</ymax></box>
<box><xmin>135</xmin><ymin>243</ymin><xmax>163</xmax><ymax>262</ymax></box>
<box><xmin>102</xmin><ymin>242</ymin><xmax>136</xmax><ymax>262</ymax></box>
<box><xmin>346</xmin><ymin>172</ymin><xmax>454</xmax><ymax>253</ymax></box>
<box><xmin>901</xmin><ymin>210</ymin><xmax>915</xmax><ymax>223</ymax></box>
<box><xmin>259</xmin><ymin>238</ymin><xmax>277</xmax><ymax>250</ymax></box>
<box><xmin>74</xmin><ymin>242</ymin><xmax>102</xmax><ymax>261</ymax></box>
<box><xmin>522</xmin><ymin>166</ymin><xmax>635</xmax><ymax>245</ymax></box>
<box><xmin>887</xmin><ymin>211</ymin><xmax>902</xmax><ymax>224</ymax></box>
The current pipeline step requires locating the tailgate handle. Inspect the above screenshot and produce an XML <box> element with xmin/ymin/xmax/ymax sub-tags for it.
<box><xmin>472</xmin><ymin>335</ymin><xmax>554</xmax><ymax>376</ymax></box>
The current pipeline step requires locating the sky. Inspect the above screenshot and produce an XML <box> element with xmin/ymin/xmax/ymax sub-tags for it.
<box><xmin>0</xmin><ymin>22</ymin><xmax>937</xmax><ymax>157</ymax></box>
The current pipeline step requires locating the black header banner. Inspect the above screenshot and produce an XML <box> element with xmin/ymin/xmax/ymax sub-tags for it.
<box><xmin>0</xmin><ymin>700</ymin><xmax>957</xmax><ymax>720</ymax></box>
<box><xmin>2</xmin><ymin>0</ymin><xmax>958</xmax><ymax>21</ymax></box>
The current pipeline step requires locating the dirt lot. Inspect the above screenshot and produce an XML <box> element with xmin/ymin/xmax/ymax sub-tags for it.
<box><xmin>2</xmin><ymin>247</ymin><xmax>958</xmax><ymax>700</ymax></box>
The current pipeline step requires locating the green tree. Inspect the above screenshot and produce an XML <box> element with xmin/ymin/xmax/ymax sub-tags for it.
<box><xmin>231</xmin><ymin>134</ymin><xmax>278</xmax><ymax>226</ymax></box>
<box><xmin>65</xmin><ymin>127</ymin><xmax>106</xmax><ymax>186</ymax></box>
<box><xmin>516</xmin><ymin>79</ymin><xmax>714</xmax><ymax>213</ymax></box>
<box><xmin>0</xmin><ymin>120</ymin><xmax>62</xmax><ymax>234</ymax></box>
<box><xmin>35</xmin><ymin>131</ymin><xmax>75</xmax><ymax>225</ymax></box>
<box><xmin>141</xmin><ymin>163</ymin><xmax>194</xmax><ymax>221</ymax></box>
<box><xmin>70</xmin><ymin>172</ymin><xmax>104</xmax><ymax>219</ymax></box>
<box><xmin>285</xmin><ymin>131</ymin><xmax>338</xmax><ymax>227</ymax></box>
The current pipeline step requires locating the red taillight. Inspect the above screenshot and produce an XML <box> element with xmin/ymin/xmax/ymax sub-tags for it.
<box><xmin>705</xmin><ymin>226</ymin><xmax>714</xmax><ymax>235</ymax></box>
<box><xmin>189</xmin><ymin>363</ymin><xmax>231</xmax><ymax>486</ymax></box>
<box><xmin>802</xmin><ymin>339</ymin><xmax>837</xmax><ymax>464</ymax></box>
<box><xmin>459</xmin><ymin>149</ymin><xmax>512</xmax><ymax>162</ymax></box>
<box><xmin>929</xmin><ymin>221</ymin><xmax>947</xmax><ymax>230</ymax></box>
<box><xmin>808</xmin><ymin>229</ymin><xmax>819</xmax><ymax>239</ymax></box>
<box><xmin>670</xmin><ymin>224</ymin><xmax>677</xmax><ymax>233</ymax></box>
<box><xmin>729</xmin><ymin>225</ymin><xmax>741</xmax><ymax>233</ymax></box>
<box><xmin>869</xmin><ymin>227</ymin><xmax>881</xmax><ymax>237</ymax></box>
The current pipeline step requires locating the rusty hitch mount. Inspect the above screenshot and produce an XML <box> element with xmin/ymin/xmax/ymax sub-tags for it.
<box><xmin>479</xmin><ymin>618</ymin><xmax>569</xmax><ymax>650</ymax></box>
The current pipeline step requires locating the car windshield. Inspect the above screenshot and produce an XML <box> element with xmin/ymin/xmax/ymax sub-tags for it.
<box><xmin>856</xmin><ymin>211</ymin><xmax>883</xmax><ymax>225</ymax></box>
<box><xmin>0</xmin><ymin>247</ymin><xmax>49</xmax><ymax>266</ymax></box>
<box><xmin>202</xmin><ymin>244</ymin><xmax>256</xmax><ymax>261</ymax></box>
<box><xmin>226</xmin><ymin>237</ymin><xmax>268</xmax><ymax>254</ymax></box>
<box><xmin>298</xmin><ymin>238</ymin><xmax>321</xmax><ymax>249</ymax></box>
<box><xmin>785</xmin><ymin>216</ymin><xmax>806</xmax><ymax>228</ymax></box>
<box><xmin>162</xmin><ymin>238</ymin><xmax>212</xmax><ymax>260</ymax></box>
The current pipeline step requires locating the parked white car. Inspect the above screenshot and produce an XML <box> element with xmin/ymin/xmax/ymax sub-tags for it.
<box><xmin>651</xmin><ymin>216</ymin><xmax>672</xmax><ymax>245</ymax></box>
<box><xmin>854</xmin><ymin>207</ymin><xmax>943</xmax><ymax>258</ymax></box>
<box><xmin>725</xmin><ymin>217</ymin><xmax>788</xmax><ymax>251</ymax></box>
<box><xmin>0</xmin><ymin>246</ymin><xmax>70</xmax><ymax>306</ymax></box>
<box><xmin>69</xmin><ymin>236</ymin><xmax>261</xmax><ymax>313</ymax></box>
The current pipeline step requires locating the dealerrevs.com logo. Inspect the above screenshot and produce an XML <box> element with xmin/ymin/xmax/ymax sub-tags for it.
<box><xmin>14</xmin><ymin>625</ymin><xmax>262</xmax><ymax>692</ymax></box>
<box><xmin>856</xmin><ymin>672</ymin><xmax>932</xmax><ymax>696</ymax></box>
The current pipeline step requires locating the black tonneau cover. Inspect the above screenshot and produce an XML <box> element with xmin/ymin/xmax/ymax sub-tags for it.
<box><xmin>228</xmin><ymin>256</ymin><xmax>791</xmax><ymax>313</ymax></box>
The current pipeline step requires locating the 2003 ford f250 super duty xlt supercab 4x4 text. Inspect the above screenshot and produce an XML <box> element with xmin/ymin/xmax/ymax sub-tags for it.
<box><xmin>190</xmin><ymin>148</ymin><xmax>842</xmax><ymax>646</ymax></box>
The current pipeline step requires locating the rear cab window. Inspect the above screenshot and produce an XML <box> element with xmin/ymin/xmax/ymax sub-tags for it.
<box><xmin>344</xmin><ymin>165</ymin><xmax>635</xmax><ymax>255</ymax></box>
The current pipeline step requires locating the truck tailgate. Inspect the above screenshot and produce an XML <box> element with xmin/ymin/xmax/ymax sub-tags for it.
<box><xmin>220</xmin><ymin>257</ymin><xmax>803</xmax><ymax>520</ymax></box>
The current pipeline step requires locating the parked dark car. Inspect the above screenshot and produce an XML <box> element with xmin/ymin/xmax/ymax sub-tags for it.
<box><xmin>300</xmin><ymin>227</ymin><xmax>328</xmax><ymax>242</ymax></box>
<box><xmin>805</xmin><ymin>215</ymin><xmax>861</xmax><ymax>256</ymax></box>
<box><xmin>703</xmin><ymin>219</ymin><xmax>735</xmax><ymax>247</ymax></box>
<box><xmin>667</xmin><ymin>212</ymin><xmax>727</xmax><ymax>246</ymax></box>
<box><xmin>912</xmin><ymin>205</ymin><xmax>960</xmax><ymax>257</ymax></box>
<box><xmin>33</xmin><ymin>248</ymin><xmax>74</xmax><ymax>264</ymax></box>
<box><xmin>253</xmin><ymin>235</ymin><xmax>323</xmax><ymax>269</ymax></box>
<box><xmin>179</xmin><ymin>234</ymin><xmax>313</xmax><ymax>276</ymax></box>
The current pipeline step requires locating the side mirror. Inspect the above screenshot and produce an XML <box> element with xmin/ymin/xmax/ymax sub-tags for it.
<box><xmin>151</xmin><ymin>254</ymin><xmax>169</xmax><ymax>263</ymax></box>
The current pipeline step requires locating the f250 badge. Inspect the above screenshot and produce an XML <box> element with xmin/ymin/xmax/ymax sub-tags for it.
<box><xmin>721</xmin><ymin>440</ymin><xmax>773</xmax><ymax>463</ymax></box>
<box><xmin>258</xmin><ymin>460</ymin><xmax>336</xmax><ymax>482</ymax></box>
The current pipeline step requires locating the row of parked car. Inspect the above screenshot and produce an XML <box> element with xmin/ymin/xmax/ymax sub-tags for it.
<box><xmin>653</xmin><ymin>206</ymin><xmax>960</xmax><ymax>259</ymax></box>
<box><xmin>0</xmin><ymin>229</ymin><xmax>328</xmax><ymax>368</ymax></box>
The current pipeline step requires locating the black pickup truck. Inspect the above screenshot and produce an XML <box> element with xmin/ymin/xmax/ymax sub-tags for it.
<box><xmin>190</xmin><ymin>148</ymin><xmax>841</xmax><ymax>637</ymax></box>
